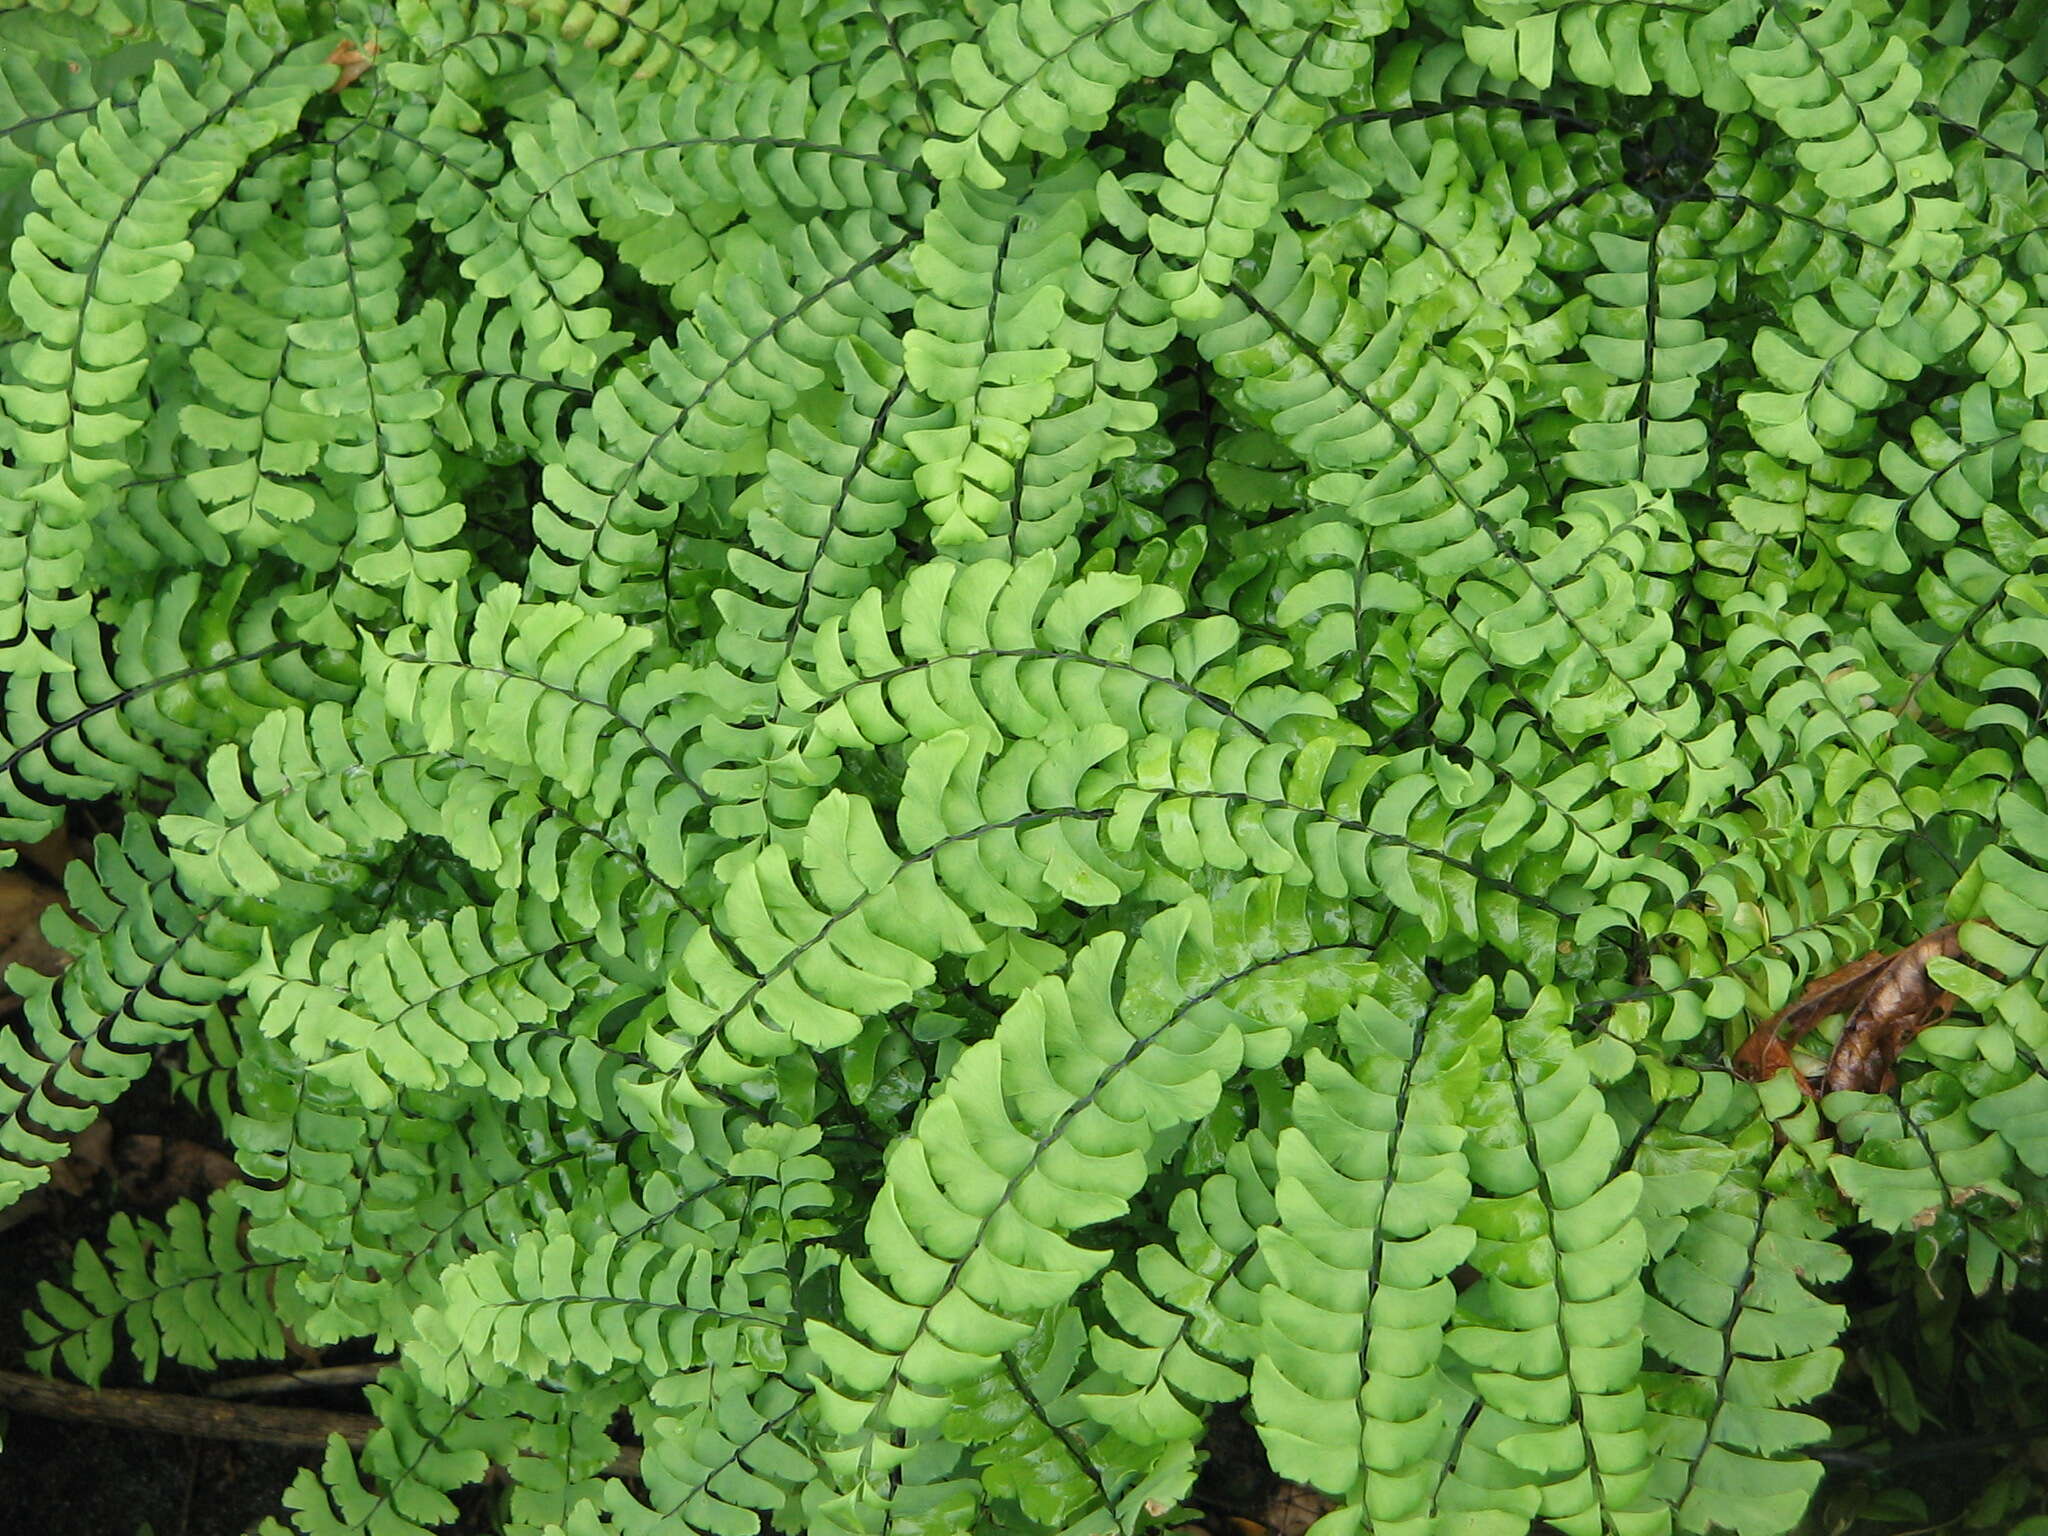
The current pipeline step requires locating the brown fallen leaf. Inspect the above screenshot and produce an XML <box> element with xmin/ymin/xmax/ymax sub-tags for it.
<box><xmin>1263</xmin><ymin>1481</ymin><xmax>1339</xmax><ymax>1536</ymax></box>
<box><xmin>0</xmin><ymin>1115</ymin><xmax>116</xmax><ymax>1234</ymax></box>
<box><xmin>327</xmin><ymin>37</ymin><xmax>380</xmax><ymax>91</ymax></box>
<box><xmin>1734</xmin><ymin>923</ymin><xmax>1982</xmax><ymax>1105</ymax></box>
<box><xmin>1732</xmin><ymin>1022</ymin><xmax>1811</xmax><ymax>1096</ymax></box>
<box><xmin>0</xmin><ymin>865</ymin><xmax>73</xmax><ymax>981</ymax></box>
<box><xmin>45</xmin><ymin>1116</ymin><xmax>114</xmax><ymax>1198</ymax></box>
<box><xmin>1823</xmin><ymin>925</ymin><xmax>1963</xmax><ymax>1094</ymax></box>
<box><xmin>114</xmin><ymin>1133</ymin><xmax>241</xmax><ymax>1209</ymax></box>
<box><xmin>8</xmin><ymin>827</ymin><xmax>78</xmax><ymax>887</ymax></box>
<box><xmin>1733</xmin><ymin>947</ymin><xmax>1889</xmax><ymax>1101</ymax></box>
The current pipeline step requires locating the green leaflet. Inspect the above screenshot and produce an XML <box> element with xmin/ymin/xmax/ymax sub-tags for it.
<box><xmin>1462</xmin><ymin>0</ymin><xmax>1763</xmax><ymax>102</ymax></box>
<box><xmin>1447</xmin><ymin>989</ymin><xmax>1659</xmax><ymax>1535</ymax></box>
<box><xmin>0</xmin><ymin>566</ymin><xmax>342</xmax><ymax>843</ymax></box>
<box><xmin>1640</xmin><ymin>1135</ymin><xmax>1848</xmax><ymax>1536</ymax></box>
<box><xmin>0</xmin><ymin>30</ymin><xmax>152</xmax><ymax>296</ymax></box>
<box><xmin>901</xmin><ymin>159</ymin><xmax>1164</xmax><ymax>554</ymax></box>
<box><xmin>6</xmin><ymin>1</ymin><xmax>2048</xmax><ymax>1533</ymax></box>
<box><xmin>246</xmin><ymin>890</ymin><xmax>641</xmax><ymax>1107</ymax></box>
<box><xmin>1728</xmin><ymin>0</ymin><xmax>1955</xmax><ymax>256</ymax></box>
<box><xmin>1079</xmin><ymin>1135</ymin><xmax>1275</xmax><ymax>1447</ymax></box>
<box><xmin>262</xmin><ymin>1369</ymin><xmax>640</xmax><ymax>1536</ymax></box>
<box><xmin>595</xmin><ymin>1363</ymin><xmax>816</xmax><ymax>1535</ymax></box>
<box><xmin>1559</xmin><ymin>220</ymin><xmax>1726</xmax><ymax>494</ymax></box>
<box><xmin>947</xmin><ymin>1309</ymin><xmax>1168</xmax><ymax>1532</ymax></box>
<box><xmin>527</xmin><ymin>209</ymin><xmax>914</xmax><ymax>619</ymax></box>
<box><xmin>285</xmin><ymin>150</ymin><xmax>470</xmax><ymax>603</ymax></box>
<box><xmin>407</xmin><ymin>1210</ymin><xmax>798</xmax><ymax>1397</ymax></box>
<box><xmin>182</xmin><ymin>195</ymin><xmax>346</xmax><ymax>562</ymax></box>
<box><xmin>363</xmin><ymin>583</ymin><xmax>720</xmax><ymax>896</ymax></box>
<box><xmin>1253</xmin><ymin>974</ymin><xmax>1487</xmax><ymax>1518</ymax></box>
<box><xmin>0</xmin><ymin>819</ymin><xmax>261</xmax><ymax>1192</ymax></box>
<box><xmin>708</xmin><ymin>342</ymin><xmax>924</xmax><ymax>699</ymax></box>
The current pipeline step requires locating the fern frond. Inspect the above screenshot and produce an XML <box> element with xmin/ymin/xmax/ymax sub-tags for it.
<box><xmin>370</xmin><ymin>96</ymin><xmax>628</xmax><ymax>383</ymax></box>
<box><xmin>902</xmin><ymin>160</ymin><xmax>1153</xmax><ymax>552</ymax></box>
<box><xmin>1641</xmin><ymin>1140</ymin><xmax>1847</xmax><ymax>1536</ymax></box>
<box><xmin>232</xmin><ymin>1039</ymin><xmax>721</xmax><ymax>1342</ymax></box>
<box><xmin>161</xmin><ymin>702</ymin><xmax>437</xmax><ymax>901</ymax></box>
<box><xmin>1559</xmin><ymin>218</ymin><xmax>1728</xmax><ymax>495</ymax></box>
<box><xmin>1735</xmin><ymin>264</ymin><xmax>2048</xmax><ymax>467</ymax></box>
<box><xmin>1728</xmin><ymin>0</ymin><xmax>1956</xmax><ymax>259</ymax></box>
<box><xmin>286</xmin><ymin>149</ymin><xmax>471</xmax><ymax>605</ymax></box>
<box><xmin>840</xmin><ymin>0</ymin><xmax>970</xmax><ymax>134</ymax></box>
<box><xmin>1252</xmin><ymin>975</ymin><xmax>1488</xmax><ymax>1517</ymax></box>
<box><xmin>1079</xmin><ymin>1139</ymin><xmax>1275</xmax><ymax>1445</ymax></box>
<box><xmin>25</xmin><ymin>1187</ymin><xmax>301</xmax><ymax>1386</ymax></box>
<box><xmin>7</xmin><ymin>5</ymin><xmax>2048</xmax><ymax>1534</ymax></box>
<box><xmin>5</xmin><ymin>0</ymin><xmax>214</xmax><ymax>53</ymax></box>
<box><xmin>1463</xmin><ymin>0</ymin><xmax>1764</xmax><ymax>103</ymax></box>
<box><xmin>1209</xmin><ymin>231</ymin><xmax>1749</xmax><ymax>819</ymax></box>
<box><xmin>809</xmin><ymin>881</ymin><xmax>1372</xmax><ymax>1456</ymax></box>
<box><xmin>245</xmin><ymin>891</ymin><xmax>634</xmax><ymax>1108</ymax></box>
<box><xmin>1719</xmin><ymin>593</ymin><xmax>1918</xmax><ymax>890</ymax></box>
<box><xmin>0</xmin><ymin>16</ymin><xmax>329</xmax><ymax>668</ymax></box>
<box><xmin>526</xmin><ymin>211</ymin><xmax>913</xmax><ymax>619</ymax></box>
<box><xmin>1826</xmin><ymin>1062</ymin><xmax>2026</xmax><ymax>1233</ymax></box>
<box><xmin>0</xmin><ymin>567</ymin><xmax>345</xmax><ymax>846</ymax></box>
<box><xmin>711</xmin><ymin>343</ymin><xmax>920</xmax><ymax>689</ymax></box>
<box><xmin>0</xmin><ymin>39</ymin><xmax>150</xmax><ymax>324</ymax></box>
<box><xmin>500</xmin><ymin>0</ymin><xmax>694</xmax><ymax>77</ymax></box>
<box><xmin>950</xmin><ymin>1313</ymin><xmax>1166</xmax><ymax>1532</ymax></box>
<box><xmin>1446</xmin><ymin>988</ymin><xmax>1659</xmax><ymax>1535</ymax></box>
<box><xmin>1301</xmin><ymin>135</ymin><xmax>1542</xmax><ymax>332</ymax></box>
<box><xmin>0</xmin><ymin>821</ymin><xmax>257</xmax><ymax>1199</ymax></box>
<box><xmin>1152</xmin><ymin>5</ymin><xmax>1385</xmax><ymax>323</ymax></box>
<box><xmin>180</xmin><ymin>198</ymin><xmax>350</xmax><ymax>564</ymax></box>
<box><xmin>365</xmin><ymin>586</ymin><xmax>709</xmax><ymax>865</ymax></box>
<box><xmin>596</xmin><ymin>1363</ymin><xmax>816</xmax><ymax>1536</ymax></box>
<box><xmin>771</xmin><ymin>551</ymin><xmax>1333</xmax><ymax>800</ymax></box>
<box><xmin>264</xmin><ymin>1367</ymin><xmax>637</xmax><ymax>1536</ymax></box>
<box><xmin>921</xmin><ymin>0</ymin><xmax>1233</xmax><ymax>188</ymax></box>
<box><xmin>409</xmin><ymin>1201</ymin><xmax>801</xmax><ymax>1397</ymax></box>
<box><xmin>1302</xmin><ymin>37</ymin><xmax>1607</xmax><ymax>205</ymax></box>
<box><xmin>428</xmin><ymin>297</ymin><xmax>614</xmax><ymax>466</ymax></box>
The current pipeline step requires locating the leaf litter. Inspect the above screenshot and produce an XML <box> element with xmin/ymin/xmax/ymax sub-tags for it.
<box><xmin>1733</xmin><ymin>923</ymin><xmax>1982</xmax><ymax>1104</ymax></box>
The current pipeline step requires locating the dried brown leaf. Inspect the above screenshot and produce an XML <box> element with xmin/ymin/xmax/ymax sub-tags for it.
<box><xmin>45</xmin><ymin>1117</ymin><xmax>113</xmax><ymax>1197</ymax></box>
<box><xmin>1733</xmin><ymin>947</ymin><xmax>1890</xmax><ymax>1095</ymax></box>
<box><xmin>1822</xmin><ymin>924</ymin><xmax>1963</xmax><ymax>1094</ymax></box>
<box><xmin>1732</xmin><ymin>1024</ymin><xmax>1818</xmax><ymax>1099</ymax></box>
<box><xmin>0</xmin><ymin>866</ymin><xmax>71</xmax><ymax>978</ymax></box>
<box><xmin>1733</xmin><ymin>923</ymin><xmax>1988</xmax><ymax>1107</ymax></box>
<box><xmin>1262</xmin><ymin>1482</ymin><xmax>1339</xmax><ymax>1536</ymax></box>
<box><xmin>114</xmin><ymin>1133</ymin><xmax>241</xmax><ymax>1208</ymax></box>
<box><xmin>327</xmin><ymin>38</ymin><xmax>380</xmax><ymax>91</ymax></box>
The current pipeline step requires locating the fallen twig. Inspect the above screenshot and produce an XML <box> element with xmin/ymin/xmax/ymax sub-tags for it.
<box><xmin>0</xmin><ymin>1369</ymin><xmax>643</xmax><ymax>1478</ymax></box>
<box><xmin>0</xmin><ymin>1367</ymin><xmax>375</xmax><ymax>1451</ymax></box>
<box><xmin>204</xmin><ymin>1362</ymin><xmax>393</xmax><ymax>1399</ymax></box>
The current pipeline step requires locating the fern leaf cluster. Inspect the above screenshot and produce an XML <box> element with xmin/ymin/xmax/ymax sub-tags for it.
<box><xmin>3</xmin><ymin>0</ymin><xmax>2047</xmax><ymax>1532</ymax></box>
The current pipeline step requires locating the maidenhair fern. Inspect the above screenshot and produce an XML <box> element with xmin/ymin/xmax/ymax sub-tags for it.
<box><xmin>2</xmin><ymin>0</ymin><xmax>2047</xmax><ymax>1532</ymax></box>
